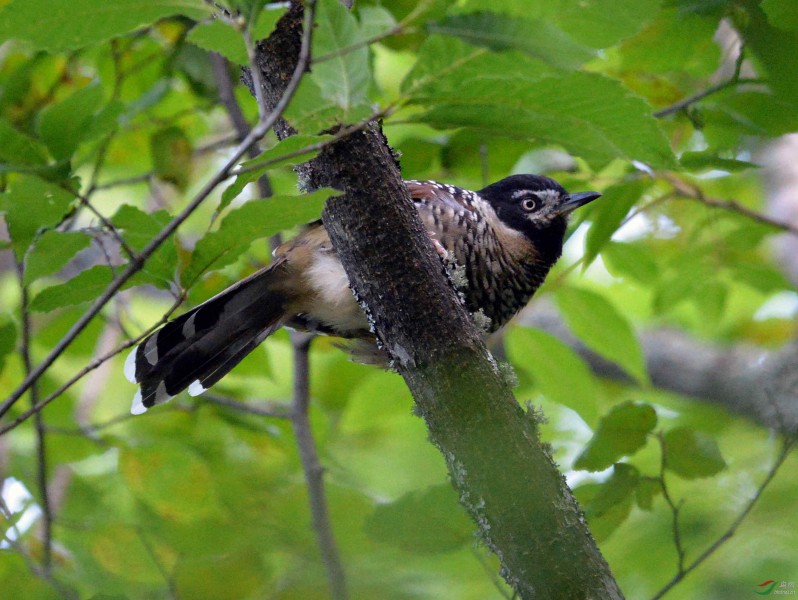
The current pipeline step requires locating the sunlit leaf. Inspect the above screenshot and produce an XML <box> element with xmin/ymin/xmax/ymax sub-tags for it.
<box><xmin>663</xmin><ymin>426</ymin><xmax>727</xmax><ymax>479</ymax></box>
<box><xmin>23</xmin><ymin>230</ymin><xmax>93</xmax><ymax>285</ymax></box>
<box><xmin>505</xmin><ymin>327</ymin><xmax>598</xmax><ymax>425</ymax></box>
<box><xmin>601</xmin><ymin>241</ymin><xmax>659</xmax><ymax>285</ymax></box>
<box><xmin>583</xmin><ymin>180</ymin><xmax>650</xmax><ymax>268</ymax></box>
<box><xmin>0</xmin><ymin>0</ymin><xmax>211</xmax><ymax>51</ymax></box>
<box><xmin>574</xmin><ymin>402</ymin><xmax>657</xmax><ymax>471</ymax></box>
<box><xmin>556</xmin><ymin>286</ymin><xmax>647</xmax><ymax>383</ymax></box>
<box><xmin>404</xmin><ymin>37</ymin><xmax>676</xmax><ymax>169</ymax></box>
<box><xmin>0</xmin><ymin>175</ymin><xmax>75</xmax><ymax>260</ymax></box>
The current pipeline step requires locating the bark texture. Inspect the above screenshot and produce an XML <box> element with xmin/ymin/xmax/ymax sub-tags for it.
<box><xmin>248</xmin><ymin>4</ymin><xmax>624</xmax><ymax>598</ymax></box>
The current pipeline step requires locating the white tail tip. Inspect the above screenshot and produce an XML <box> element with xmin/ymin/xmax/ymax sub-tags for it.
<box><xmin>130</xmin><ymin>389</ymin><xmax>147</xmax><ymax>415</ymax></box>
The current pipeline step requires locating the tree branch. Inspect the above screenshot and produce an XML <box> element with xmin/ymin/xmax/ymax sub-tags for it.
<box><xmin>251</xmin><ymin>4</ymin><xmax>623</xmax><ymax>597</ymax></box>
<box><xmin>289</xmin><ymin>332</ymin><xmax>348</xmax><ymax>600</ymax></box>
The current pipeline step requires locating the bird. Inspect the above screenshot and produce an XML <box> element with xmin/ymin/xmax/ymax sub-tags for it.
<box><xmin>125</xmin><ymin>174</ymin><xmax>600</xmax><ymax>414</ymax></box>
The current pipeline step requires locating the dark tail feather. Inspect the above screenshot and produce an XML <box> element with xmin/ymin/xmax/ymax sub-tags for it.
<box><xmin>125</xmin><ymin>260</ymin><xmax>289</xmax><ymax>414</ymax></box>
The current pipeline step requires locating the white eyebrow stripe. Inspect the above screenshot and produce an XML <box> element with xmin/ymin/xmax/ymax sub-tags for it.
<box><xmin>512</xmin><ymin>189</ymin><xmax>559</xmax><ymax>202</ymax></box>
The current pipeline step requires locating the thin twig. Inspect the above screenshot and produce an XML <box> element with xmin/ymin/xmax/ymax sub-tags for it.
<box><xmin>650</xmin><ymin>436</ymin><xmax>797</xmax><ymax>600</ymax></box>
<box><xmin>662</xmin><ymin>173</ymin><xmax>798</xmax><ymax>237</ymax></box>
<box><xmin>653</xmin><ymin>77</ymin><xmax>761</xmax><ymax>118</ymax></box>
<box><xmin>138</xmin><ymin>528</ymin><xmax>178</xmax><ymax>599</ymax></box>
<box><xmin>210</xmin><ymin>52</ymin><xmax>273</xmax><ymax>199</ymax></box>
<box><xmin>0</xmin><ymin>2</ymin><xmax>317</xmax><ymax>420</ymax></box>
<box><xmin>93</xmin><ymin>173</ymin><xmax>152</xmax><ymax>191</ymax></box>
<box><xmin>202</xmin><ymin>393</ymin><xmax>291</xmax><ymax>419</ymax></box>
<box><xmin>75</xmin><ymin>191</ymin><xmax>137</xmax><ymax>260</ymax></box>
<box><xmin>289</xmin><ymin>331</ymin><xmax>348</xmax><ymax>600</ymax></box>
<box><xmin>657</xmin><ymin>432</ymin><xmax>686</xmax><ymax>575</ymax></box>
<box><xmin>15</xmin><ymin>263</ymin><xmax>53</xmax><ymax>571</ymax></box>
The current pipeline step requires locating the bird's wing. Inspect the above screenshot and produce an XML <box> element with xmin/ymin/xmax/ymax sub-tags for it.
<box><xmin>406</xmin><ymin>180</ymin><xmax>480</xmax><ymax>252</ymax></box>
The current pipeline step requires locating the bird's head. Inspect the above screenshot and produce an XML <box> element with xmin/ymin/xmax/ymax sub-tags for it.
<box><xmin>479</xmin><ymin>174</ymin><xmax>601</xmax><ymax>237</ymax></box>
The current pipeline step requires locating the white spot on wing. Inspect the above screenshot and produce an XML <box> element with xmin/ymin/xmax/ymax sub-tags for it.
<box><xmin>154</xmin><ymin>381</ymin><xmax>172</xmax><ymax>406</ymax></box>
<box><xmin>144</xmin><ymin>334</ymin><xmax>159</xmax><ymax>367</ymax></box>
<box><xmin>182</xmin><ymin>312</ymin><xmax>197</xmax><ymax>339</ymax></box>
<box><xmin>188</xmin><ymin>380</ymin><xmax>207</xmax><ymax>397</ymax></box>
<box><xmin>130</xmin><ymin>389</ymin><xmax>146</xmax><ymax>415</ymax></box>
<box><xmin>124</xmin><ymin>347</ymin><xmax>138</xmax><ymax>383</ymax></box>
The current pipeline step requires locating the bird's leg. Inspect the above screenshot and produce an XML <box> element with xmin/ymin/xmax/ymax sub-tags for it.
<box><xmin>427</xmin><ymin>232</ymin><xmax>450</xmax><ymax>261</ymax></box>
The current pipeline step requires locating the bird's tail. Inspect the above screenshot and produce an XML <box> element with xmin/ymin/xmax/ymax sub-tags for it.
<box><xmin>125</xmin><ymin>259</ymin><xmax>290</xmax><ymax>414</ymax></box>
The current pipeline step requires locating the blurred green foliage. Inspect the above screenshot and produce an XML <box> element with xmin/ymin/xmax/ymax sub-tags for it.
<box><xmin>0</xmin><ymin>0</ymin><xmax>797</xmax><ymax>598</ymax></box>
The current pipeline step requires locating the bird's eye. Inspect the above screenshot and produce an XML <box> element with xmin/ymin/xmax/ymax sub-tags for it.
<box><xmin>522</xmin><ymin>198</ymin><xmax>537</xmax><ymax>211</ymax></box>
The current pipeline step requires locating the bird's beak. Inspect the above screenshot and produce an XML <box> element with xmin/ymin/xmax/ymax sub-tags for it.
<box><xmin>558</xmin><ymin>191</ymin><xmax>601</xmax><ymax>215</ymax></box>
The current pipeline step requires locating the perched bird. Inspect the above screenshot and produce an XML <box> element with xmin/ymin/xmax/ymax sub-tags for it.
<box><xmin>125</xmin><ymin>174</ymin><xmax>600</xmax><ymax>414</ymax></box>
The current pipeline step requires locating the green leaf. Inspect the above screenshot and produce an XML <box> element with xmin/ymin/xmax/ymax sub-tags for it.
<box><xmin>601</xmin><ymin>241</ymin><xmax>659</xmax><ymax>285</ymax></box>
<box><xmin>574</xmin><ymin>402</ymin><xmax>657</xmax><ymax>471</ymax></box>
<box><xmin>404</xmin><ymin>38</ymin><xmax>676</xmax><ymax>169</ymax></box>
<box><xmin>692</xmin><ymin>279</ymin><xmax>727</xmax><ymax>325</ymax></box>
<box><xmin>173</xmin><ymin>550</ymin><xmax>267</xmax><ymax>600</ymax></box>
<box><xmin>583</xmin><ymin>463</ymin><xmax>639</xmax><ymax>517</ymax></box>
<box><xmin>182</xmin><ymin>188</ymin><xmax>339</xmax><ymax>286</ymax></box>
<box><xmin>583</xmin><ymin>180</ymin><xmax>649</xmax><ymax>268</ymax></box>
<box><xmin>0</xmin><ymin>118</ymin><xmax>49</xmax><ymax>168</ymax></box>
<box><xmin>663</xmin><ymin>426</ymin><xmax>727</xmax><ymax>479</ymax></box>
<box><xmin>364</xmin><ymin>485</ymin><xmax>473</xmax><ymax>554</ymax></box>
<box><xmin>635</xmin><ymin>476</ymin><xmax>661</xmax><ymax>510</ymax></box>
<box><xmin>110</xmin><ymin>205</ymin><xmax>178</xmax><ymax>287</ymax></box>
<box><xmin>505</xmin><ymin>328</ymin><xmax>598</xmax><ymax>425</ymax></box>
<box><xmin>0</xmin><ymin>0</ymin><xmax>211</xmax><ymax>52</ymax></box>
<box><xmin>455</xmin><ymin>0</ymin><xmax>660</xmax><ymax>49</ymax></box>
<box><xmin>37</xmin><ymin>82</ymin><xmax>105</xmax><ymax>161</ymax></box>
<box><xmin>357</xmin><ymin>5</ymin><xmax>398</xmax><ymax>40</ymax></box>
<box><xmin>312</xmin><ymin>0</ymin><xmax>370</xmax><ymax>110</ymax></box>
<box><xmin>762</xmin><ymin>0</ymin><xmax>798</xmax><ymax>31</ymax></box>
<box><xmin>240</xmin><ymin>134</ymin><xmax>333</xmax><ymax>173</ymax></box>
<box><xmin>556</xmin><ymin>286</ymin><xmax>647</xmax><ymax>383</ymax></box>
<box><xmin>733</xmin><ymin>2</ymin><xmax>798</xmax><ymax>109</ymax></box>
<box><xmin>0</xmin><ymin>320</ymin><xmax>17</xmax><ymax>375</ymax></box>
<box><xmin>219</xmin><ymin>134</ymin><xmax>331</xmax><ymax>214</ymax></box>
<box><xmin>151</xmin><ymin>126</ymin><xmax>193</xmax><ymax>190</ymax></box>
<box><xmin>0</xmin><ymin>175</ymin><xmax>76</xmax><ymax>260</ymax></box>
<box><xmin>29</xmin><ymin>265</ymin><xmax>118</xmax><ymax>312</ymax></box>
<box><xmin>23</xmin><ymin>230</ymin><xmax>93</xmax><ymax>285</ymax></box>
<box><xmin>187</xmin><ymin>6</ymin><xmax>286</xmax><ymax>66</ymax></box>
<box><xmin>428</xmin><ymin>12</ymin><xmax>594</xmax><ymax>69</ymax></box>
<box><xmin>576</xmin><ymin>463</ymin><xmax>639</xmax><ymax>541</ymax></box>
<box><xmin>187</xmin><ymin>20</ymin><xmax>249</xmax><ymax>65</ymax></box>
<box><xmin>680</xmin><ymin>151</ymin><xmax>758</xmax><ymax>172</ymax></box>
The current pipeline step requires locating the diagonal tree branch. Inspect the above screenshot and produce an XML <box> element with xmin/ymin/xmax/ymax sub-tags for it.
<box><xmin>251</xmin><ymin>3</ymin><xmax>623</xmax><ymax>597</ymax></box>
